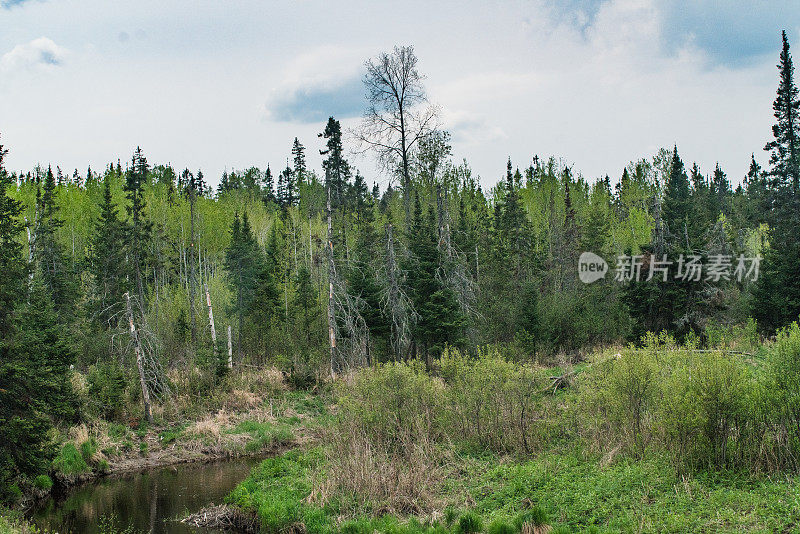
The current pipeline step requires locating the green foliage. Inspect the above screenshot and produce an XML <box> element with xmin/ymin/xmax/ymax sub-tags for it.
<box><xmin>486</xmin><ymin>519</ymin><xmax>515</xmax><ymax>534</ymax></box>
<box><xmin>87</xmin><ymin>362</ymin><xmax>127</xmax><ymax>420</ymax></box>
<box><xmin>226</xmin><ymin>450</ymin><xmax>329</xmax><ymax>533</ymax></box>
<box><xmin>33</xmin><ymin>474</ymin><xmax>53</xmax><ymax>491</ymax></box>
<box><xmin>52</xmin><ymin>443</ymin><xmax>90</xmax><ymax>476</ymax></box>
<box><xmin>455</xmin><ymin>512</ymin><xmax>483</xmax><ymax>534</ymax></box>
<box><xmin>581</xmin><ymin>336</ymin><xmax>763</xmax><ymax>471</ymax></box>
<box><xmin>514</xmin><ymin>507</ymin><xmax>549</xmax><ymax>529</ymax></box>
<box><xmin>768</xmin><ymin>322</ymin><xmax>800</xmax><ymax>468</ymax></box>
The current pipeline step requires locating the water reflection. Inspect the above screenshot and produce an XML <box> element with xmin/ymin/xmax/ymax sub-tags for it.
<box><xmin>30</xmin><ymin>457</ymin><xmax>260</xmax><ymax>534</ymax></box>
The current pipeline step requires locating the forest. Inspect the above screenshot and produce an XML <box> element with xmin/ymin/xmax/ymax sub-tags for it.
<box><xmin>2</xmin><ymin>31</ymin><xmax>800</xmax><ymax>534</ymax></box>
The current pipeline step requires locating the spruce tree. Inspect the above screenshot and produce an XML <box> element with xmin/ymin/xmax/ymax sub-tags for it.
<box><xmin>765</xmin><ymin>30</ymin><xmax>800</xmax><ymax>192</ymax></box>
<box><xmin>320</xmin><ymin>117</ymin><xmax>349</xmax><ymax>210</ymax></box>
<box><xmin>405</xmin><ymin>196</ymin><xmax>464</xmax><ymax>363</ymax></box>
<box><xmin>292</xmin><ymin>137</ymin><xmax>306</xmax><ymax>186</ymax></box>
<box><xmin>90</xmin><ymin>176</ymin><xmax>127</xmax><ymax>326</ymax></box>
<box><xmin>0</xmin><ymin>136</ymin><xmax>25</xmax><ymax>338</ymax></box>
<box><xmin>34</xmin><ymin>165</ymin><xmax>78</xmax><ymax>322</ymax></box>
<box><xmin>753</xmin><ymin>31</ymin><xmax>800</xmax><ymax>331</ymax></box>
<box><xmin>224</xmin><ymin>212</ymin><xmax>263</xmax><ymax>360</ymax></box>
<box><xmin>124</xmin><ymin>147</ymin><xmax>152</xmax><ymax>298</ymax></box>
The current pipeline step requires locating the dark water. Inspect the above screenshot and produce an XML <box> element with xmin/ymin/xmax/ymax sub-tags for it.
<box><xmin>29</xmin><ymin>457</ymin><xmax>261</xmax><ymax>534</ymax></box>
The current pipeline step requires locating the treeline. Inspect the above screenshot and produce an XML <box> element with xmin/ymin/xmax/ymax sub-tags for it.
<box><xmin>2</xmin><ymin>33</ymin><xmax>800</xmax><ymax>500</ymax></box>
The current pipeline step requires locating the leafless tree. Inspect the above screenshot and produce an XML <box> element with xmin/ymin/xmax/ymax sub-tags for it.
<box><xmin>354</xmin><ymin>45</ymin><xmax>439</xmax><ymax>220</ymax></box>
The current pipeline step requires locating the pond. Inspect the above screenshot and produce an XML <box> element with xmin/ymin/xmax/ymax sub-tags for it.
<box><xmin>29</xmin><ymin>457</ymin><xmax>261</xmax><ymax>533</ymax></box>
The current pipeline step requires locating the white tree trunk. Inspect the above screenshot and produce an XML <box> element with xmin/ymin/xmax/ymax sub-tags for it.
<box><xmin>125</xmin><ymin>292</ymin><xmax>153</xmax><ymax>423</ymax></box>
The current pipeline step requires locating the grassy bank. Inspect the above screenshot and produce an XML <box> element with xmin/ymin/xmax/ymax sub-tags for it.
<box><xmin>224</xmin><ymin>326</ymin><xmax>800</xmax><ymax>533</ymax></box>
<box><xmin>7</xmin><ymin>366</ymin><xmax>329</xmax><ymax>513</ymax></box>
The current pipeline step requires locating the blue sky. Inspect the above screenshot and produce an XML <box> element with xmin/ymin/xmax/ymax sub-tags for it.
<box><xmin>1</xmin><ymin>0</ymin><xmax>798</xmax><ymax>188</ymax></box>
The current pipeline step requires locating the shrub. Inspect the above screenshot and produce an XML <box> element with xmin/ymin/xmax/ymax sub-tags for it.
<box><xmin>768</xmin><ymin>321</ymin><xmax>800</xmax><ymax>469</ymax></box>
<box><xmin>53</xmin><ymin>443</ymin><xmax>89</xmax><ymax>475</ymax></box>
<box><xmin>33</xmin><ymin>474</ymin><xmax>53</xmax><ymax>491</ymax></box>
<box><xmin>440</xmin><ymin>347</ymin><xmax>550</xmax><ymax>454</ymax></box>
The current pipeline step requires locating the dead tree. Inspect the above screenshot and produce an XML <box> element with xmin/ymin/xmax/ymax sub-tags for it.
<box><xmin>381</xmin><ymin>223</ymin><xmax>416</xmax><ymax>360</ymax></box>
<box><xmin>125</xmin><ymin>291</ymin><xmax>153</xmax><ymax>423</ymax></box>
<box><xmin>327</xmin><ymin>186</ymin><xmax>370</xmax><ymax>375</ymax></box>
<box><xmin>436</xmin><ymin>186</ymin><xmax>477</xmax><ymax>320</ymax></box>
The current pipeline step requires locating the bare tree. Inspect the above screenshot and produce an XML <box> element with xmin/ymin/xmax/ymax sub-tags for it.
<box><xmin>355</xmin><ymin>45</ymin><xmax>439</xmax><ymax>220</ymax></box>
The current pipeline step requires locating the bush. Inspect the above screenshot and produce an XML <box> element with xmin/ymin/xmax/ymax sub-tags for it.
<box><xmin>33</xmin><ymin>474</ymin><xmax>53</xmax><ymax>491</ymax></box>
<box><xmin>580</xmin><ymin>333</ymin><xmax>762</xmax><ymax>471</ymax></box>
<box><xmin>440</xmin><ymin>347</ymin><xmax>550</xmax><ymax>454</ymax></box>
<box><xmin>768</xmin><ymin>321</ymin><xmax>800</xmax><ymax>469</ymax></box>
<box><xmin>52</xmin><ymin>443</ymin><xmax>89</xmax><ymax>475</ymax></box>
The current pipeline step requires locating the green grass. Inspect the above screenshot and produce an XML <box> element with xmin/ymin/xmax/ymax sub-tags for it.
<box><xmin>460</xmin><ymin>450</ymin><xmax>800</xmax><ymax>533</ymax></box>
<box><xmin>33</xmin><ymin>474</ymin><xmax>53</xmax><ymax>491</ymax></box>
<box><xmin>230</xmin><ymin>420</ymin><xmax>294</xmax><ymax>452</ymax></box>
<box><xmin>226</xmin><ymin>446</ymin><xmax>800</xmax><ymax>533</ymax></box>
<box><xmin>227</xmin><ymin>449</ymin><xmax>332</xmax><ymax>533</ymax></box>
<box><xmin>158</xmin><ymin>424</ymin><xmax>186</xmax><ymax>445</ymax></box>
<box><xmin>52</xmin><ymin>443</ymin><xmax>90</xmax><ymax>475</ymax></box>
<box><xmin>0</xmin><ymin>509</ymin><xmax>37</xmax><ymax>534</ymax></box>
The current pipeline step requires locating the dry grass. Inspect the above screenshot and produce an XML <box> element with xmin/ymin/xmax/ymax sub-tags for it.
<box><xmin>318</xmin><ymin>423</ymin><xmax>448</xmax><ymax>516</ymax></box>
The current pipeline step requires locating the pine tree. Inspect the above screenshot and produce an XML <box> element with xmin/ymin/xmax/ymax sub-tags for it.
<box><xmin>263</xmin><ymin>164</ymin><xmax>276</xmax><ymax>204</ymax></box>
<box><xmin>765</xmin><ymin>30</ymin><xmax>800</xmax><ymax>192</ymax></box>
<box><xmin>405</xmin><ymin>196</ymin><xmax>464</xmax><ymax>364</ymax></box>
<box><xmin>292</xmin><ymin>137</ymin><xmax>306</xmax><ymax>186</ymax></box>
<box><xmin>753</xmin><ymin>32</ymin><xmax>800</xmax><ymax>332</ymax></box>
<box><xmin>320</xmin><ymin>117</ymin><xmax>350</xmax><ymax>210</ymax></box>
<box><xmin>90</xmin><ymin>176</ymin><xmax>127</xmax><ymax>326</ymax></box>
<box><xmin>292</xmin><ymin>264</ymin><xmax>317</xmax><ymax>346</ymax></box>
<box><xmin>124</xmin><ymin>147</ymin><xmax>152</xmax><ymax>299</ymax></box>
<box><xmin>34</xmin><ymin>165</ymin><xmax>78</xmax><ymax>322</ymax></box>
<box><xmin>0</xmin><ymin>278</ymin><xmax>76</xmax><ymax>496</ymax></box>
<box><xmin>348</xmin><ymin>195</ymin><xmax>388</xmax><ymax>356</ymax></box>
<box><xmin>0</xmin><ymin>136</ymin><xmax>25</xmax><ymax>338</ymax></box>
<box><xmin>224</xmin><ymin>212</ymin><xmax>263</xmax><ymax>360</ymax></box>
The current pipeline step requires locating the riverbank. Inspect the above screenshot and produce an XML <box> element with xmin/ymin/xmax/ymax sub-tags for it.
<box><xmin>6</xmin><ymin>366</ymin><xmax>330</xmax><ymax>521</ymax></box>
<box><xmin>205</xmin><ymin>341</ymin><xmax>800</xmax><ymax>533</ymax></box>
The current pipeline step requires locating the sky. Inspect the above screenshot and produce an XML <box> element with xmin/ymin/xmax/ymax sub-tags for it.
<box><xmin>1</xmin><ymin>0</ymin><xmax>798</xmax><ymax>190</ymax></box>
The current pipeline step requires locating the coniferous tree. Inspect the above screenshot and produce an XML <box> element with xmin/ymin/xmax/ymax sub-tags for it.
<box><xmin>90</xmin><ymin>176</ymin><xmax>127</xmax><ymax>326</ymax></box>
<box><xmin>292</xmin><ymin>138</ymin><xmax>306</xmax><ymax>186</ymax></box>
<box><xmin>405</xmin><ymin>196</ymin><xmax>464</xmax><ymax>364</ymax></box>
<box><xmin>125</xmin><ymin>147</ymin><xmax>152</xmax><ymax>298</ymax></box>
<box><xmin>320</xmin><ymin>117</ymin><xmax>349</xmax><ymax>210</ymax></box>
<box><xmin>348</xmin><ymin>195</ymin><xmax>388</xmax><ymax>356</ymax></box>
<box><xmin>753</xmin><ymin>31</ymin><xmax>800</xmax><ymax>331</ymax></box>
<box><xmin>263</xmin><ymin>165</ymin><xmax>276</xmax><ymax>204</ymax></box>
<box><xmin>224</xmin><ymin>212</ymin><xmax>263</xmax><ymax>360</ymax></box>
<box><xmin>765</xmin><ymin>30</ymin><xmax>800</xmax><ymax>192</ymax></box>
<box><xmin>34</xmin><ymin>165</ymin><xmax>78</xmax><ymax>322</ymax></box>
<box><xmin>0</xmin><ymin>137</ymin><xmax>25</xmax><ymax>338</ymax></box>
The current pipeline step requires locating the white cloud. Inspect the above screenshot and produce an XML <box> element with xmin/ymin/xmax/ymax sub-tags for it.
<box><xmin>0</xmin><ymin>37</ymin><xmax>67</xmax><ymax>72</ymax></box>
<box><xmin>263</xmin><ymin>46</ymin><xmax>368</xmax><ymax>123</ymax></box>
